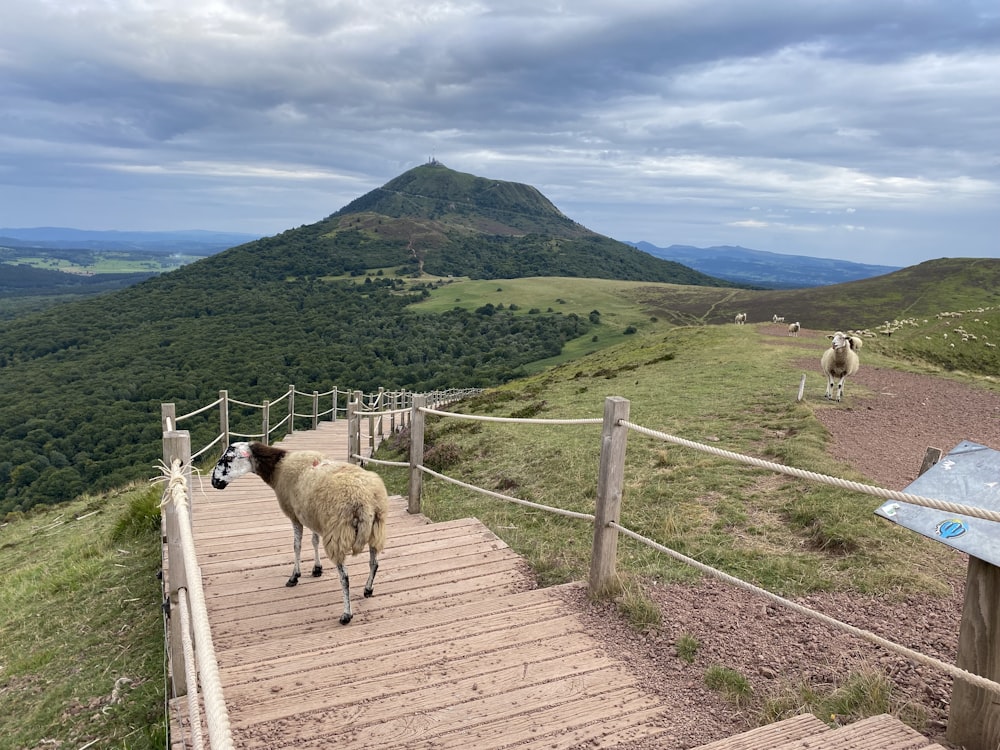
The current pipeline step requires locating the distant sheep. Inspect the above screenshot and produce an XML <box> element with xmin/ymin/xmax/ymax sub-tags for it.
<box><xmin>211</xmin><ymin>441</ymin><xmax>388</xmax><ymax>625</ymax></box>
<box><xmin>821</xmin><ymin>331</ymin><xmax>862</xmax><ymax>402</ymax></box>
<box><xmin>772</xmin><ymin>314</ymin><xmax>785</xmax><ymax>323</ymax></box>
<box><xmin>787</xmin><ymin>321</ymin><xmax>800</xmax><ymax>336</ymax></box>
<box><xmin>734</xmin><ymin>312</ymin><xmax>747</xmax><ymax>325</ymax></box>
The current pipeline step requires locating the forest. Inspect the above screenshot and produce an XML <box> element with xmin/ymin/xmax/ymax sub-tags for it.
<box><xmin>0</xmin><ymin>270</ymin><xmax>589</xmax><ymax>515</ymax></box>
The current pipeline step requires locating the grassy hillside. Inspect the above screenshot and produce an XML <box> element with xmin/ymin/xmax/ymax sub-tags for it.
<box><xmin>4</xmin><ymin>297</ymin><xmax>998</xmax><ymax>745</ymax></box>
<box><xmin>623</xmin><ymin>257</ymin><xmax>1000</xmax><ymax>332</ymax></box>
<box><xmin>0</xmin><ymin>485</ymin><xmax>165</xmax><ymax>749</ymax></box>
<box><xmin>375</xmin><ymin>323</ymin><xmax>975</xmax><ymax>598</ymax></box>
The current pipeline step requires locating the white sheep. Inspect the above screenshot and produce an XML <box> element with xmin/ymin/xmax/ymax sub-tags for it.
<box><xmin>211</xmin><ymin>441</ymin><xmax>388</xmax><ymax>625</ymax></box>
<box><xmin>772</xmin><ymin>314</ymin><xmax>785</xmax><ymax>323</ymax></box>
<box><xmin>734</xmin><ymin>312</ymin><xmax>747</xmax><ymax>325</ymax></box>
<box><xmin>821</xmin><ymin>331</ymin><xmax>862</xmax><ymax>402</ymax></box>
<box><xmin>787</xmin><ymin>321</ymin><xmax>800</xmax><ymax>336</ymax></box>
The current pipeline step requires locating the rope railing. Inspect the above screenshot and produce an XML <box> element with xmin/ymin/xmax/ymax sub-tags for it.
<box><xmin>394</xmin><ymin>394</ymin><xmax>1000</xmax><ymax>723</ymax></box>
<box><xmin>163</xmin><ymin>385</ymin><xmax>1000</xmax><ymax>746</ymax></box>
<box><xmin>158</xmin><ymin>458</ymin><xmax>233</xmax><ymax>750</ymax></box>
<box><xmin>621</xmin><ymin>420</ymin><xmax>1000</xmax><ymax>524</ymax></box>
<box><xmin>610</xmin><ymin>521</ymin><xmax>1000</xmax><ymax>697</ymax></box>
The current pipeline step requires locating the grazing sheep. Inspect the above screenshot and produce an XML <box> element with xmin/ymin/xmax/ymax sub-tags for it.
<box><xmin>734</xmin><ymin>312</ymin><xmax>747</xmax><ymax>325</ymax></box>
<box><xmin>787</xmin><ymin>321</ymin><xmax>800</xmax><ymax>336</ymax></box>
<box><xmin>821</xmin><ymin>331</ymin><xmax>862</xmax><ymax>402</ymax></box>
<box><xmin>772</xmin><ymin>314</ymin><xmax>785</xmax><ymax>323</ymax></box>
<box><xmin>211</xmin><ymin>441</ymin><xmax>388</xmax><ymax>625</ymax></box>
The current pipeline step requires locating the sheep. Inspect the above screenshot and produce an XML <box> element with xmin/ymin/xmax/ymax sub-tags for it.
<box><xmin>210</xmin><ymin>441</ymin><xmax>388</xmax><ymax>625</ymax></box>
<box><xmin>734</xmin><ymin>312</ymin><xmax>747</xmax><ymax>325</ymax></box>
<box><xmin>821</xmin><ymin>331</ymin><xmax>862</xmax><ymax>402</ymax></box>
<box><xmin>787</xmin><ymin>321</ymin><xmax>800</xmax><ymax>336</ymax></box>
<box><xmin>772</xmin><ymin>314</ymin><xmax>785</xmax><ymax>323</ymax></box>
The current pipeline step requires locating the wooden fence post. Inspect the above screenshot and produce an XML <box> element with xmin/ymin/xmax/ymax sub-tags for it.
<box><xmin>288</xmin><ymin>385</ymin><xmax>295</xmax><ymax>434</ymax></box>
<box><xmin>262</xmin><ymin>400</ymin><xmax>270</xmax><ymax>445</ymax></box>
<box><xmin>948</xmin><ymin>559</ymin><xmax>1000</xmax><ymax>750</ymax></box>
<box><xmin>312</xmin><ymin>391</ymin><xmax>319</xmax><ymax>430</ymax></box>
<box><xmin>162</xmin><ymin>430</ymin><xmax>192</xmax><ymax>697</ymax></box>
<box><xmin>588</xmin><ymin>396</ymin><xmax>631</xmax><ymax>598</ymax></box>
<box><xmin>408</xmin><ymin>394</ymin><xmax>426</xmax><ymax>515</ymax></box>
<box><xmin>331</xmin><ymin>386</ymin><xmax>338</xmax><ymax>422</ymax></box>
<box><xmin>161</xmin><ymin>403</ymin><xmax>176</xmax><ymax>433</ymax></box>
<box><xmin>347</xmin><ymin>397</ymin><xmax>359</xmax><ymax>464</ymax></box>
<box><xmin>219</xmin><ymin>390</ymin><xmax>229</xmax><ymax>449</ymax></box>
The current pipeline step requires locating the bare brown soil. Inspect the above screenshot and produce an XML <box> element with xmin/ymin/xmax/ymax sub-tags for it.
<box><xmin>567</xmin><ymin>327</ymin><xmax>1000</xmax><ymax>749</ymax></box>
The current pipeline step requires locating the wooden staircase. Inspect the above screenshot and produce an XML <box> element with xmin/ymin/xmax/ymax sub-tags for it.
<box><xmin>692</xmin><ymin>712</ymin><xmax>947</xmax><ymax>750</ymax></box>
<box><xmin>168</xmin><ymin>422</ymin><xmax>948</xmax><ymax>749</ymax></box>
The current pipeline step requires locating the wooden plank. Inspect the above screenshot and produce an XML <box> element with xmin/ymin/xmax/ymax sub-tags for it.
<box><xmin>232</xmin><ymin>663</ymin><xmax>652</xmax><ymax>748</ymax></box>
<box><xmin>217</xmin><ymin>585</ymin><xmax>568</xmax><ymax>666</ymax></box>
<box><xmin>770</xmin><ymin>714</ymin><xmax>931</xmax><ymax>750</ymax></box>
<box><xmin>221</xmin><ymin>611</ymin><xmax>582</xmax><ymax>690</ymax></box>
<box><xmin>693</xmin><ymin>713</ymin><xmax>829</xmax><ymax>749</ymax></box>
<box><xmin>226</xmin><ymin>631</ymin><xmax>605</xmax><ymax>728</ymax></box>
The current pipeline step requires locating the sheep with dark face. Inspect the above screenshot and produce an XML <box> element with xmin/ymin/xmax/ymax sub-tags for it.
<box><xmin>821</xmin><ymin>331</ymin><xmax>862</xmax><ymax>402</ymax></box>
<box><xmin>734</xmin><ymin>312</ymin><xmax>747</xmax><ymax>325</ymax></box>
<box><xmin>211</xmin><ymin>441</ymin><xmax>388</xmax><ymax>625</ymax></box>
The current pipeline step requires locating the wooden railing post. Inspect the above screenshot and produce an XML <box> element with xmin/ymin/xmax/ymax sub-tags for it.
<box><xmin>331</xmin><ymin>387</ymin><xmax>338</xmax><ymax>422</ymax></box>
<box><xmin>376</xmin><ymin>387</ymin><xmax>385</xmax><ymax>441</ymax></box>
<box><xmin>347</xmin><ymin>397</ymin><xmax>359</xmax><ymax>464</ymax></box>
<box><xmin>312</xmin><ymin>391</ymin><xmax>319</xmax><ymax>430</ymax></box>
<box><xmin>162</xmin><ymin>429</ymin><xmax>192</xmax><ymax>697</ymax></box>
<box><xmin>161</xmin><ymin>403</ymin><xmax>176</xmax><ymax>433</ymax></box>
<box><xmin>219</xmin><ymin>390</ymin><xmax>229</xmax><ymax>449</ymax></box>
<box><xmin>948</xmin><ymin>559</ymin><xmax>1000</xmax><ymax>750</ymax></box>
<box><xmin>262</xmin><ymin>400</ymin><xmax>270</xmax><ymax>445</ymax></box>
<box><xmin>408</xmin><ymin>395</ymin><xmax>427</xmax><ymax>515</ymax></box>
<box><xmin>589</xmin><ymin>396</ymin><xmax>630</xmax><ymax>598</ymax></box>
<box><xmin>288</xmin><ymin>385</ymin><xmax>295</xmax><ymax>434</ymax></box>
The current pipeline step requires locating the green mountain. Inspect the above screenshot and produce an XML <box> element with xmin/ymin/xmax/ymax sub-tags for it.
<box><xmin>210</xmin><ymin>161</ymin><xmax>735</xmax><ymax>285</ymax></box>
<box><xmin>0</xmin><ymin>162</ymin><xmax>736</xmax><ymax>515</ymax></box>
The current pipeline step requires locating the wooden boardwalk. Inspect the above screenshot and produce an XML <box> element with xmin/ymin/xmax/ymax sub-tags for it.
<box><xmin>168</xmin><ymin>421</ymin><xmax>672</xmax><ymax>748</ymax></box>
<box><xmin>168</xmin><ymin>422</ymin><xmax>948</xmax><ymax>749</ymax></box>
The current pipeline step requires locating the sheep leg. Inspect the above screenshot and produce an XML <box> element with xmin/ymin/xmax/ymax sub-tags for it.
<box><xmin>310</xmin><ymin>531</ymin><xmax>323</xmax><ymax>577</ymax></box>
<box><xmin>835</xmin><ymin>376</ymin><xmax>846</xmax><ymax>402</ymax></box>
<box><xmin>286</xmin><ymin>522</ymin><xmax>304</xmax><ymax>587</ymax></box>
<box><xmin>825</xmin><ymin>375</ymin><xmax>835</xmax><ymax>400</ymax></box>
<box><xmin>364</xmin><ymin>547</ymin><xmax>379</xmax><ymax>598</ymax></box>
<box><xmin>336</xmin><ymin>563</ymin><xmax>352</xmax><ymax>625</ymax></box>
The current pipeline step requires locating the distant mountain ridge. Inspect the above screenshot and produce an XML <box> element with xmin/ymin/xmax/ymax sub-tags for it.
<box><xmin>0</xmin><ymin>227</ymin><xmax>260</xmax><ymax>254</ymax></box>
<box><xmin>631</xmin><ymin>242</ymin><xmax>900</xmax><ymax>289</ymax></box>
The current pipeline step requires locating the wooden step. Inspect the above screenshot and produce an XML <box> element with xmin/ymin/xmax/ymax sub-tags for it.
<box><xmin>692</xmin><ymin>713</ymin><xmax>939</xmax><ymax>750</ymax></box>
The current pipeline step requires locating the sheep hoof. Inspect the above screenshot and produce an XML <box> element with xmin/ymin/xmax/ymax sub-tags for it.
<box><xmin>339</xmin><ymin>613</ymin><xmax>353</xmax><ymax>625</ymax></box>
<box><xmin>363</xmin><ymin>586</ymin><xmax>374</xmax><ymax>598</ymax></box>
<box><xmin>286</xmin><ymin>573</ymin><xmax>300</xmax><ymax>587</ymax></box>
<box><xmin>311</xmin><ymin>565</ymin><xmax>323</xmax><ymax>578</ymax></box>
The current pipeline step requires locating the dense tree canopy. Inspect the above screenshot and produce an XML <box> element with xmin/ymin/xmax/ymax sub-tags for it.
<box><xmin>0</xmin><ymin>271</ymin><xmax>588</xmax><ymax>514</ymax></box>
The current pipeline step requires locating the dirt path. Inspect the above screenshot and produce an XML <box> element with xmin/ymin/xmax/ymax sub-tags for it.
<box><xmin>568</xmin><ymin>325</ymin><xmax>1000</xmax><ymax>749</ymax></box>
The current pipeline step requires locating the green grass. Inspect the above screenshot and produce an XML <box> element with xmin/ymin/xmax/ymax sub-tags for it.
<box><xmin>676</xmin><ymin>634</ymin><xmax>700</xmax><ymax>664</ymax></box>
<box><xmin>0</xmin><ymin>486</ymin><xmax>166</xmax><ymax>750</ymax></box>
<box><xmin>705</xmin><ymin>665</ymin><xmax>754</xmax><ymax>707</ymax></box>
<box><xmin>760</xmin><ymin>666</ymin><xmax>926</xmax><ymax>729</ymax></box>
<box><xmin>7</xmin><ymin>268</ymin><xmax>1000</xmax><ymax>744</ymax></box>
<box><xmin>377</xmin><ymin>323</ymin><xmax>966</xmax><ymax>599</ymax></box>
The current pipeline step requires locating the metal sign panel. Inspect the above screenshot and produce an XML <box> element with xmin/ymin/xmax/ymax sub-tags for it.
<box><xmin>874</xmin><ymin>440</ymin><xmax>1000</xmax><ymax>566</ymax></box>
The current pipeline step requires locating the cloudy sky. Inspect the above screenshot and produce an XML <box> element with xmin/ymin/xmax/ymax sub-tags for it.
<box><xmin>2</xmin><ymin>1</ymin><xmax>998</xmax><ymax>266</ymax></box>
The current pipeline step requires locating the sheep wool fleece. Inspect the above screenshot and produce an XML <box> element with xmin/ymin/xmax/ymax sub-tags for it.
<box><xmin>263</xmin><ymin>450</ymin><xmax>388</xmax><ymax>563</ymax></box>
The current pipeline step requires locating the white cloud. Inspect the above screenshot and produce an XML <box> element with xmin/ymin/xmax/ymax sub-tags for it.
<box><xmin>0</xmin><ymin>0</ymin><xmax>997</xmax><ymax>265</ymax></box>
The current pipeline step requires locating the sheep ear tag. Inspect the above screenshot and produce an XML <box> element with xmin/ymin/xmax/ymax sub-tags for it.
<box><xmin>236</xmin><ymin>446</ymin><xmax>251</xmax><ymax>459</ymax></box>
